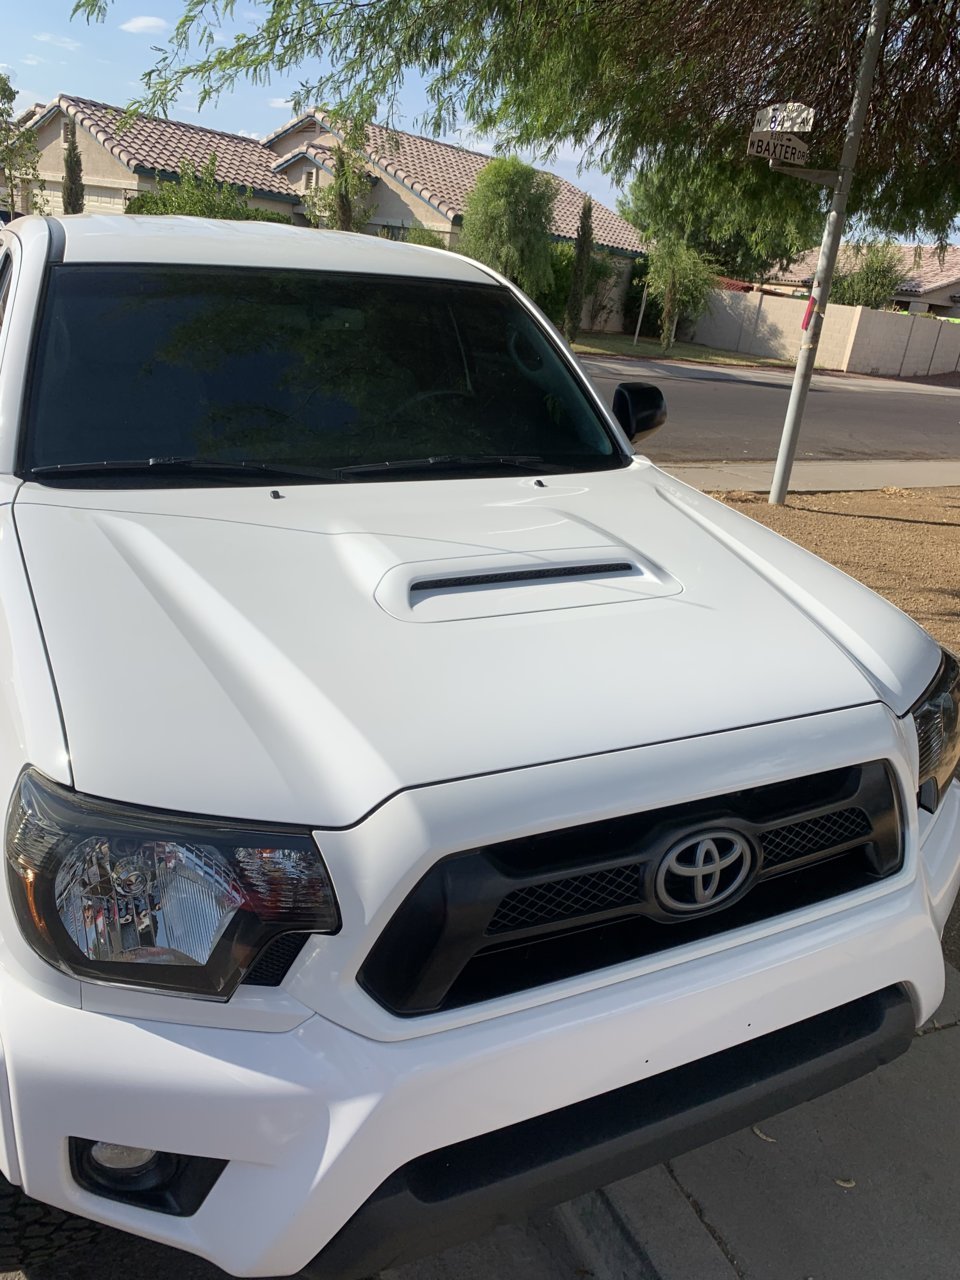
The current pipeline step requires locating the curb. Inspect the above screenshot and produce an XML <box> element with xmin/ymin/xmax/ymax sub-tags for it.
<box><xmin>660</xmin><ymin>459</ymin><xmax>960</xmax><ymax>493</ymax></box>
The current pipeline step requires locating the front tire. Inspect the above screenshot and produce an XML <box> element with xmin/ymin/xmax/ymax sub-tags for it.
<box><xmin>0</xmin><ymin>1174</ymin><xmax>104</xmax><ymax>1272</ymax></box>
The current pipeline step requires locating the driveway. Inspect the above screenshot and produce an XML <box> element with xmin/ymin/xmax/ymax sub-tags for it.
<box><xmin>581</xmin><ymin>356</ymin><xmax>960</xmax><ymax>464</ymax></box>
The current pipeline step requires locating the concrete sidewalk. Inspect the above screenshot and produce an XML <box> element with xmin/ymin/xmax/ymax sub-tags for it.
<box><xmin>391</xmin><ymin>967</ymin><xmax>960</xmax><ymax>1280</ymax></box>
<box><xmin>660</xmin><ymin>457</ymin><xmax>960</xmax><ymax>492</ymax></box>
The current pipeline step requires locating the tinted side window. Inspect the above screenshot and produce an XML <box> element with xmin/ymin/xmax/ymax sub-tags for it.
<box><xmin>0</xmin><ymin>256</ymin><xmax>12</xmax><ymax>332</ymax></box>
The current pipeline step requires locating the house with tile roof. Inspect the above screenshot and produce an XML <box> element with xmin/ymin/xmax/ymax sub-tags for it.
<box><xmin>5</xmin><ymin>95</ymin><xmax>643</xmax><ymax>331</ymax></box>
<box><xmin>10</xmin><ymin>95</ymin><xmax>300</xmax><ymax>220</ymax></box>
<box><xmin>769</xmin><ymin>244</ymin><xmax>960</xmax><ymax>318</ymax></box>
<box><xmin>265</xmin><ymin>111</ymin><xmax>643</xmax><ymax>330</ymax></box>
<box><xmin>265</xmin><ymin>112</ymin><xmax>642</xmax><ymax>255</ymax></box>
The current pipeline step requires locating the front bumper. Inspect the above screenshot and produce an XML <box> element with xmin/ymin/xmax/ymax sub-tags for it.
<box><xmin>0</xmin><ymin>860</ymin><xmax>953</xmax><ymax>1278</ymax></box>
<box><xmin>309</xmin><ymin>983</ymin><xmax>915</xmax><ymax>1279</ymax></box>
<box><xmin>0</xmin><ymin>724</ymin><xmax>956</xmax><ymax>1278</ymax></box>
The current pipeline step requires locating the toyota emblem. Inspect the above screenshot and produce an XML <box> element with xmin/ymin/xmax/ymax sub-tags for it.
<box><xmin>654</xmin><ymin>830</ymin><xmax>755</xmax><ymax>915</ymax></box>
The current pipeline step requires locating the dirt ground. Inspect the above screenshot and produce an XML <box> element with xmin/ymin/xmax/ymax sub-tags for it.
<box><xmin>716</xmin><ymin>485</ymin><xmax>960</xmax><ymax>969</ymax></box>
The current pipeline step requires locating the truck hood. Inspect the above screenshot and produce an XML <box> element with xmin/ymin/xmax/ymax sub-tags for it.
<box><xmin>14</xmin><ymin>463</ymin><xmax>939</xmax><ymax>827</ymax></box>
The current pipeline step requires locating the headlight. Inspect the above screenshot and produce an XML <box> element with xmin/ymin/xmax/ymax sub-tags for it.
<box><xmin>5</xmin><ymin>768</ymin><xmax>339</xmax><ymax>998</ymax></box>
<box><xmin>910</xmin><ymin>650</ymin><xmax>960</xmax><ymax>811</ymax></box>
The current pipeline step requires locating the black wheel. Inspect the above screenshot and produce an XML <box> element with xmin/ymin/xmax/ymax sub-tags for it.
<box><xmin>0</xmin><ymin>1173</ymin><xmax>105</xmax><ymax>1272</ymax></box>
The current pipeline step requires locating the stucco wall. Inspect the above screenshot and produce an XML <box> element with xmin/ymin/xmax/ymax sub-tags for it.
<box><xmin>365</xmin><ymin>175</ymin><xmax>453</xmax><ymax>238</ymax></box>
<box><xmin>899</xmin><ymin>316</ymin><xmax>942</xmax><ymax>377</ymax></box>
<box><xmin>694</xmin><ymin>288</ymin><xmax>960</xmax><ymax>376</ymax></box>
<box><xmin>843</xmin><ymin>308</ymin><xmax>911</xmax><ymax>375</ymax></box>
<box><xmin>926</xmin><ymin>321</ymin><xmax>960</xmax><ymax>374</ymax></box>
<box><xmin>695</xmin><ymin>291</ymin><xmax>859</xmax><ymax>369</ymax></box>
<box><xmin>35</xmin><ymin>113</ymin><xmax>140</xmax><ymax>185</ymax></box>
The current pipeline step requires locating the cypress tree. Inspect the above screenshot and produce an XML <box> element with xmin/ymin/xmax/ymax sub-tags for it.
<box><xmin>564</xmin><ymin>196</ymin><xmax>592</xmax><ymax>341</ymax></box>
<box><xmin>61</xmin><ymin>119</ymin><xmax>84</xmax><ymax>215</ymax></box>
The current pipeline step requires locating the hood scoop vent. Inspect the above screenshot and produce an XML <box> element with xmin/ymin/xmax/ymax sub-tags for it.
<box><xmin>410</xmin><ymin>562</ymin><xmax>635</xmax><ymax>594</ymax></box>
<box><xmin>375</xmin><ymin>551</ymin><xmax>683</xmax><ymax>623</ymax></box>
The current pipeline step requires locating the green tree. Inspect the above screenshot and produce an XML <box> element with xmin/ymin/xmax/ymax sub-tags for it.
<box><xmin>563</xmin><ymin>196</ymin><xmax>592</xmax><ymax>342</ymax></box>
<box><xmin>536</xmin><ymin>242</ymin><xmax>617</xmax><ymax>332</ymax></box>
<box><xmin>61</xmin><ymin>119</ymin><xmax>85</xmax><ymax>214</ymax></box>
<box><xmin>401</xmin><ymin>225</ymin><xmax>446</xmax><ymax>248</ymax></box>
<box><xmin>459</xmin><ymin>157</ymin><xmax>556</xmax><ymax>297</ymax></box>
<box><xmin>830</xmin><ymin>242</ymin><xmax>906</xmax><ymax>310</ymax></box>
<box><xmin>125</xmin><ymin>155</ymin><xmax>291</xmax><ymax>221</ymax></box>
<box><xmin>0</xmin><ymin>73</ymin><xmax>45</xmax><ymax>218</ymax></box>
<box><xmin>69</xmin><ymin>0</ymin><xmax>960</xmax><ymax>247</ymax></box>
<box><xmin>534</xmin><ymin>242</ymin><xmax>576</xmax><ymax>327</ymax></box>
<box><xmin>302</xmin><ymin>145</ymin><xmax>376</xmax><ymax>231</ymax></box>
<box><xmin>646</xmin><ymin>238</ymin><xmax>717</xmax><ymax>351</ymax></box>
<box><xmin>618</xmin><ymin>156</ymin><xmax>822</xmax><ymax>284</ymax></box>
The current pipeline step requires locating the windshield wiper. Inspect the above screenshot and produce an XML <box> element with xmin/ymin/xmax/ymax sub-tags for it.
<box><xmin>339</xmin><ymin>454</ymin><xmax>561</xmax><ymax>477</ymax></box>
<box><xmin>29</xmin><ymin>457</ymin><xmax>347</xmax><ymax>482</ymax></box>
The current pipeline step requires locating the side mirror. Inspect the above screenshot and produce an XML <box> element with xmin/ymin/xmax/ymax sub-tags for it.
<box><xmin>612</xmin><ymin>382</ymin><xmax>667</xmax><ymax>443</ymax></box>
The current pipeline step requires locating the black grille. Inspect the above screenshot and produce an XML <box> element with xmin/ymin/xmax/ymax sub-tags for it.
<box><xmin>760</xmin><ymin>807</ymin><xmax>872</xmax><ymax>866</ymax></box>
<box><xmin>488</xmin><ymin>864</ymin><xmax>644</xmax><ymax>934</ymax></box>
<box><xmin>242</xmin><ymin>933</ymin><xmax>308</xmax><ymax>986</ymax></box>
<box><xmin>360</xmin><ymin>762</ymin><xmax>902</xmax><ymax>1016</ymax></box>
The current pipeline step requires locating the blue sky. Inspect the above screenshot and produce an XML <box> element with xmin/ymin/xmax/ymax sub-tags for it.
<box><xmin>2</xmin><ymin>0</ymin><xmax>624</xmax><ymax>208</ymax></box>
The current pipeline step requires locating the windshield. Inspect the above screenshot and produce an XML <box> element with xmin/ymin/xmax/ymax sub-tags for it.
<box><xmin>22</xmin><ymin>264</ymin><xmax>625</xmax><ymax>485</ymax></box>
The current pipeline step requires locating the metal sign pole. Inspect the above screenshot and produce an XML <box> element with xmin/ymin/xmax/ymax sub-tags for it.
<box><xmin>768</xmin><ymin>0</ymin><xmax>891</xmax><ymax>505</ymax></box>
<box><xmin>632</xmin><ymin>283</ymin><xmax>649</xmax><ymax>345</ymax></box>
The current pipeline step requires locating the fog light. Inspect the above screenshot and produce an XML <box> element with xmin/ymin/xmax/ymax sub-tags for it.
<box><xmin>70</xmin><ymin>1137</ymin><xmax>227</xmax><ymax>1216</ymax></box>
<box><xmin>89</xmin><ymin>1142</ymin><xmax>158</xmax><ymax>1175</ymax></box>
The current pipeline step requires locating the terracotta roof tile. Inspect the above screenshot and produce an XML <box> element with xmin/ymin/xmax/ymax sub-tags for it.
<box><xmin>319</xmin><ymin>116</ymin><xmax>643</xmax><ymax>254</ymax></box>
<box><xmin>58</xmin><ymin>95</ymin><xmax>297</xmax><ymax>199</ymax></box>
<box><xmin>273</xmin><ymin>141</ymin><xmax>335</xmax><ymax>172</ymax></box>
<box><xmin>773</xmin><ymin>244</ymin><xmax>960</xmax><ymax>297</ymax></box>
<box><xmin>43</xmin><ymin>97</ymin><xmax>643</xmax><ymax>249</ymax></box>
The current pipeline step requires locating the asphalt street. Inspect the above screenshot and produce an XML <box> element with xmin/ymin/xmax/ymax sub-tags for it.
<box><xmin>582</xmin><ymin>355</ymin><xmax>960</xmax><ymax>464</ymax></box>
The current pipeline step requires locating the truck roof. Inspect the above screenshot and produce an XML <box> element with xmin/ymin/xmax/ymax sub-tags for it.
<box><xmin>2</xmin><ymin>214</ymin><xmax>495</xmax><ymax>284</ymax></box>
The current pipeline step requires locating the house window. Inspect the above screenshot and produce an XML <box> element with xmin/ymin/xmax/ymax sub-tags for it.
<box><xmin>304</xmin><ymin>170</ymin><xmax>315</xmax><ymax>191</ymax></box>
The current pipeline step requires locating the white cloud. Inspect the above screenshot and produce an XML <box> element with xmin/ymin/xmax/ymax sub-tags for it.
<box><xmin>267</xmin><ymin>97</ymin><xmax>292</xmax><ymax>109</ymax></box>
<box><xmin>21</xmin><ymin>55</ymin><xmax>44</xmax><ymax>66</ymax></box>
<box><xmin>119</xmin><ymin>15</ymin><xmax>169</xmax><ymax>33</ymax></box>
<box><xmin>33</xmin><ymin>32</ymin><xmax>81</xmax><ymax>51</ymax></box>
<box><xmin>238</xmin><ymin>128</ymin><xmax>262</xmax><ymax>139</ymax></box>
<box><xmin>34</xmin><ymin>32</ymin><xmax>82</xmax><ymax>50</ymax></box>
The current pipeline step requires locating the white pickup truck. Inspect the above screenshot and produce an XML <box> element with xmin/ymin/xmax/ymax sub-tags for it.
<box><xmin>0</xmin><ymin>213</ymin><xmax>957</xmax><ymax>1279</ymax></box>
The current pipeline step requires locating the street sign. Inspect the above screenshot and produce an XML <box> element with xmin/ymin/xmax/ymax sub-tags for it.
<box><xmin>753</xmin><ymin>102</ymin><xmax>815</xmax><ymax>134</ymax></box>
<box><xmin>746</xmin><ymin>131</ymin><xmax>810</xmax><ymax>166</ymax></box>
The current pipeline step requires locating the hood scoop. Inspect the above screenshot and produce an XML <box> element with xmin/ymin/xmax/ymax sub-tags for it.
<box><xmin>377</xmin><ymin>552</ymin><xmax>683</xmax><ymax>622</ymax></box>
<box><xmin>410</xmin><ymin>561</ymin><xmax>635</xmax><ymax>594</ymax></box>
